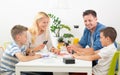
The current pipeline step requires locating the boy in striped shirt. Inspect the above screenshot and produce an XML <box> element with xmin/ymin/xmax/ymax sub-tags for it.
<box><xmin>0</xmin><ymin>25</ymin><xmax>42</xmax><ymax>75</ymax></box>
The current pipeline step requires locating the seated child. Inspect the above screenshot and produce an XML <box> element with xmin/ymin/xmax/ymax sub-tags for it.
<box><xmin>0</xmin><ymin>25</ymin><xmax>42</xmax><ymax>75</ymax></box>
<box><xmin>73</xmin><ymin>27</ymin><xmax>117</xmax><ymax>75</ymax></box>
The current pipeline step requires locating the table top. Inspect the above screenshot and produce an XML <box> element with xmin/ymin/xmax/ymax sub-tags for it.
<box><xmin>16</xmin><ymin>52</ymin><xmax>92</xmax><ymax>68</ymax></box>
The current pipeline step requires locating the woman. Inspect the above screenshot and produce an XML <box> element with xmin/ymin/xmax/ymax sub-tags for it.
<box><xmin>27</xmin><ymin>12</ymin><xmax>59</xmax><ymax>53</ymax></box>
<box><xmin>26</xmin><ymin>12</ymin><xmax>58</xmax><ymax>75</ymax></box>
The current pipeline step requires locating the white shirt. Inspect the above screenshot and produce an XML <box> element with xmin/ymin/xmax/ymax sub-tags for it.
<box><xmin>93</xmin><ymin>43</ymin><xmax>117</xmax><ymax>75</ymax></box>
<box><xmin>27</xmin><ymin>31</ymin><xmax>53</xmax><ymax>51</ymax></box>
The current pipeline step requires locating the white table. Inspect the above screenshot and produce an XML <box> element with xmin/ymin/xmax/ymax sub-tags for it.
<box><xmin>16</xmin><ymin>52</ymin><xmax>92</xmax><ymax>75</ymax></box>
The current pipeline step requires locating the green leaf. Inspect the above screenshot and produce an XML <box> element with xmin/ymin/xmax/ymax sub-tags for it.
<box><xmin>61</xmin><ymin>24</ymin><xmax>71</xmax><ymax>31</ymax></box>
<box><xmin>63</xmin><ymin>33</ymin><xmax>74</xmax><ymax>38</ymax></box>
<box><xmin>48</xmin><ymin>13</ymin><xmax>73</xmax><ymax>37</ymax></box>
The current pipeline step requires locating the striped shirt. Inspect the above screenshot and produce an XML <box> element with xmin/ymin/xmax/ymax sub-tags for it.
<box><xmin>0</xmin><ymin>41</ymin><xmax>26</xmax><ymax>72</ymax></box>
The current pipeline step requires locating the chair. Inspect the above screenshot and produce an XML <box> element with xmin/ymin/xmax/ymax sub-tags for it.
<box><xmin>0</xmin><ymin>46</ymin><xmax>4</xmax><ymax>73</ymax></box>
<box><xmin>0</xmin><ymin>46</ymin><xmax>4</xmax><ymax>61</ymax></box>
<box><xmin>108</xmin><ymin>51</ymin><xmax>120</xmax><ymax>75</ymax></box>
<box><xmin>3</xmin><ymin>41</ymin><xmax>11</xmax><ymax>50</ymax></box>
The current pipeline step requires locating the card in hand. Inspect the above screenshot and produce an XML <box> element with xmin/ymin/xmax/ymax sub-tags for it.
<box><xmin>43</xmin><ymin>40</ymin><xmax>48</xmax><ymax>44</ymax></box>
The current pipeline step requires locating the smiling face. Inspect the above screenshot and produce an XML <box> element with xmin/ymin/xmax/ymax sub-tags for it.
<box><xmin>37</xmin><ymin>17</ymin><xmax>49</xmax><ymax>31</ymax></box>
<box><xmin>83</xmin><ymin>14</ymin><xmax>97</xmax><ymax>31</ymax></box>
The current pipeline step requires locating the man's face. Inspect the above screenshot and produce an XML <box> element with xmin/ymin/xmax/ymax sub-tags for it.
<box><xmin>83</xmin><ymin>14</ymin><xmax>97</xmax><ymax>31</ymax></box>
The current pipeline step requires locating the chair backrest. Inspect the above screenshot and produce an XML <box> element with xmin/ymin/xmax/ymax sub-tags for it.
<box><xmin>3</xmin><ymin>41</ymin><xmax>11</xmax><ymax>50</ymax></box>
<box><xmin>0</xmin><ymin>46</ymin><xmax>4</xmax><ymax>64</ymax></box>
<box><xmin>118</xmin><ymin>51</ymin><xmax>120</xmax><ymax>75</ymax></box>
<box><xmin>108</xmin><ymin>51</ymin><xmax>120</xmax><ymax>75</ymax></box>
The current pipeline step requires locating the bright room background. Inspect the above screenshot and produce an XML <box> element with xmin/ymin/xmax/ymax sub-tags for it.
<box><xmin>0</xmin><ymin>0</ymin><xmax>120</xmax><ymax>46</ymax></box>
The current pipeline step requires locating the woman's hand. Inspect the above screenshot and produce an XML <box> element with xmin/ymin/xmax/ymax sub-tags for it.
<box><xmin>34</xmin><ymin>44</ymin><xmax>45</xmax><ymax>51</ymax></box>
<box><xmin>38</xmin><ymin>44</ymin><xmax>45</xmax><ymax>50</ymax></box>
<box><xmin>66</xmin><ymin>45</ymin><xmax>72</xmax><ymax>53</ymax></box>
<box><xmin>50</xmin><ymin>47</ymin><xmax>60</xmax><ymax>55</ymax></box>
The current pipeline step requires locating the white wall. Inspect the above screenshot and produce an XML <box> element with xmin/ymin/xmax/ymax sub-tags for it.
<box><xmin>0</xmin><ymin>0</ymin><xmax>120</xmax><ymax>45</ymax></box>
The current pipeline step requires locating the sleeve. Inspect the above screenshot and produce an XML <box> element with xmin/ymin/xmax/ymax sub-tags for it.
<box><xmin>93</xmin><ymin>31</ymin><xmax>103</xmax><ymax>50</ymax></box>
<box><xmin>10</xmin><ymin>46</ymin><xmax>22</xmax><ymax>56</ymax></box>
<box><xmin>98</xmin><ymin>47</ymin><xmax>114</xmax><ymax>58</ymax></box>
<box><xmin>46</xmin><ymin>31</ymin><xmax>53</xmax><ymax>50</ymax></box>
<box><xmin>93</xmin><ymin>24</ymin><xmax>106</xmax><ymax>50</ymax></box>
<box><xmin>79</xmin><ymin>29</ymin><xmax>87</xmax><ymax>48</ymax></box>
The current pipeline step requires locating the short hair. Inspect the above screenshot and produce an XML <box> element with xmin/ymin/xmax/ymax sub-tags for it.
<box><xmin>100</xmin><ymin>27</ymin><xmax>117</xmax><ymax>42</ymax></box>
<box><xmin>83</xmin><ymin>10</ymin><xmax>97</xmax><ymax>17</ymax></box>
<box><xmin>11</xmin><ymin>25</ymin><xmax>28</xmax><ymax>40</ymax></box>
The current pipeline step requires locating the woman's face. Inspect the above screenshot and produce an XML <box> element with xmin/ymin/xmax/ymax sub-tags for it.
<box><xmin>37</xmin><ymin>17</ymin><xmax>49</xmax><ymax>31</ymax></box>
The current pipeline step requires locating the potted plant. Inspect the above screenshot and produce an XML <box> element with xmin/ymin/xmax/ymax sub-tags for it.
<box><xmin>57</xmin><ymin>33</ymin><xmax>74</xmax><ymax>49</ymax></box>
<box><xmin>57</xmin><ymin>37</ymin><xmax>64</xmax><ymax>49</ymax></box>
<box><xmin>63</xmin><ymin>33</ymin><xmax>74</xmax><ymax>45</ymax></box>
<box><xmin>48</xmin><ymin>13</ymin><xmax>74</xmax><ymax>48</ymax></box>
<box><xmin>58</xmin><ymin>37</ymin><xmax>64</xmax><ymax>43</ymax></box>
<box><xmin>48</xmin><ymin>13</ymin><xmax>71</xmax><ymax>37</ymax></box>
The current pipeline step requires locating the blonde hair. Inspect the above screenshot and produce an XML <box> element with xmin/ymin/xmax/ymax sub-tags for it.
<box><xmin>29</xmin><ymin>12</ymin><xmax>49</xmax><ymax>44</ymax></box>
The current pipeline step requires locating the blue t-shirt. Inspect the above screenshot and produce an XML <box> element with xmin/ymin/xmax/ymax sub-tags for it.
<box><xmin>79</xmin><ymin>22</ymin><xmax>106</xmax><ymax>50</ymax></box>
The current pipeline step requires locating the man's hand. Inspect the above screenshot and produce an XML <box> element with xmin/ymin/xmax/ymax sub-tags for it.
<box><xmin>66</xmin><ymin>45</ymin><xmax>79</xmax><ymax>54</ymax></box>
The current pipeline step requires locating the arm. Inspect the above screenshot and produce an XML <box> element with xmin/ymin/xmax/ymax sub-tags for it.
<box><xmin>15</xmin><ymin>52</ymin><xmax>42</xmax><ymax>62</ymax></box>
<box><xmin>26</xmin><ymin>48</ymin><xmax>35</xmax><ymax>56</ymax></box>
<box><xmin>94</xmin><ymin>50</ymin><xmax>100</xmax><ymax>54</ymax></box>
<box><xmin>73</xmin><ymin>53</ymin><xmax>101</xmax><ymax>61</ymax></box>
<box><xmin>69</xmin><ymin>45</ymin><xmax>94</xmax><ymax>55</ymax></box>
<box><xmin>46</xmin><ymin>31</ymin><xmax>54</xmax><ymax>51</ymax></box>
<box><xmin>50</xmin><ymin>47</ymin><xmax>60</xmax><ymax>55</ymax></box>
<box><xmin>76</xmin><ymin>48</ymin><xmax>95</xmax><ymax>55</ymax></box>
<box><xmin>27</xmin><ymin>31</ymin><xmax>45</xmax><ymax>52</ymax></box>
<box><xmin>32</xmin><ymin>44</ymin><xmax>45</xmax><ymax>52</ymax></box>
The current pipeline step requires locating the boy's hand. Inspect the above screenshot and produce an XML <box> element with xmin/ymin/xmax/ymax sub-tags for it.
<box><xmin>34</xmin><ymin>54</ymin><xmax>42</xmax><ymax>59</ymax></box>
<box><xmin>72</xmin><ymin>53</ymin><xmax>79</xmax><ymax>59</ymax></box>
<box><xmin>26</xmin><ymin>48</ymin><xmax>35</xmax><ymax>56</ymax></box>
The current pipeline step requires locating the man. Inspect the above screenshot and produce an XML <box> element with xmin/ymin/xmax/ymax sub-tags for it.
<box><xmin>67</xmin><ymin>10</ymin><xmax>106</xmax><ymax>66</ymax></box>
